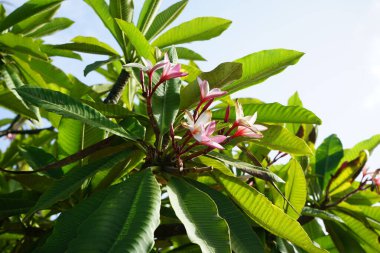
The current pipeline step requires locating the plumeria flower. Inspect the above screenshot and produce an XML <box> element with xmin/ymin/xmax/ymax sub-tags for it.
<box><xmin>182</xmin><ymin>110</ymin><xmax>226</xmax><ymax>149</ymax></box>
<box><xmin>234</xmin><ymin>100</ymin><xmax>267</xmax><ymax>134</ymax></box>
<box><xmin>124</xmin><ymin>54</ymin><xmax>169</xmax><ymax>77</ymax></box>
<box><xmin>198</xmin><ymin>77</ymin><xmax>227</xmax><ymax>102</ymax></box>
<box><xmin>233</xmin><ymin>126</ymin><xmax>264</xmax><ymax>138</ymax></box>
<box><xmin>160</xmin><ymin>61</ymin><xmax>187</xmax><ymax>82</ymax></box>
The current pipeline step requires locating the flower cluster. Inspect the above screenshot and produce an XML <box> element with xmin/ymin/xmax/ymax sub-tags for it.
<box><xmin>182</xmin><ymin>78</ymin><xmax>267</xmax><ymax>151</ymax></box>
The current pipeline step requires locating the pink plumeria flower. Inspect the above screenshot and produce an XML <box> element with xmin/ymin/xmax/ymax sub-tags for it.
<box><xmin>124</xmin><ymin>54</ymin><xmax>169</xmax><ymax>77</ymax></box>
<box><xmin>160</xmin><ymin>61</ymin><xmax>187</xmax><ymax>82</ymax></box>
<box><xmin>182</xmin><ymin>110</ymin><xmax>226</xmax><ymax>149</ymax></box>
<box><xmin>233</xmin><ymin>126</ymin><xmax>264</xmax><ymax>138</ymax></box>
<box><xmin>6</xmin><ymin>133</ymin><xmax>15</xmax><ymax>140</ymax></box>
<box><xmin>234</xmin><ymin>100</ymin><xmax>267</xmax><ymax>133</ymax></box>
<box><xmin>198</xmin><ymin>77</ymin><xmax>227</xmax><ymax>102</ymax></box>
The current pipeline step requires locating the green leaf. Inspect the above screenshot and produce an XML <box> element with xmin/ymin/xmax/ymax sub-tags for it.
<box><xmin>0</xmin><ymin>65</ymin><xmax>39</xmax><ymax>120</ymax></box>
<box><xmin>83</xmin><ymin>0</ymin><xmax>124</xmax><ymax>49</ymax></box>
<box><xmin>171</xmin><ymin>47</ymin><xmax>206</xmax><ymax>61</ymax></box>
<box><xmin>329</xmin><ymin>150</ymin><xmax>368</xmax><ymax>195</ymax></box>
<box><xmin>11</xmin><ymin>5</ymin><xmax>59</xmax><ymax>34</ymax></box>
<box><xmin>224</xmin><ymin>49</ymin><xmax>304</xmax><ymax>94</ymax></box>
<box><xmin>206</xmin><ymin>151</ymin><xmax>284</xmax><ymax>183</ymax></box>
<box><xmin>28</xmin><ymin>150</ymin><xmax>131</xmax><ymax>215</ymax></box>
<box><xmin>81</xmin><ymin>100</ymin><xmax>143</xmax><ymax>118</ymax></box>
<box><xmin>0</xmin><ymin>190</ymin><xmax>39</xmax><ymax>219</ymax></box>
<box><xmin>358</xmin><ymin>205</ymin><xmax>380</xmax><ymax>222</ymax></box>
<box><xmin>256</xmin><ymin>125</ymin><xmax>312</xmax><ymax>155</ymax></box>
<box><xmin>315</xmin><ymin>134</ymin><xmax>343</xmax><ymax>189</ymax></box>
<box><xmin>84</xmin><ymin>57</ymin><xmax>119</xmax><ymax>76</ymax></box>
<box><xmin>152</xmin><ymin>17</ymin><xmax>232</xmax><ymax>48</ymax></box>
<box><xmin>340</xmin><ymin>134</ymin><xmax>380</xmax><ymax>166</ymax></box>
<box><xmin>302</xmin><ymin>207</ymin><xmax>343</xmax><ymax>223</ymax></box>
<box><xmin>333</xmin><ymin>211</ymin><xmax>380</xmax><ymax>253</ymax></box>
<box><xmin>324</xmin><ymin>220</ymin><xmax>366</xmax><ymax>253</ymax></box>
<box><xmin>136</xmin><ymin>0</ymin><xmax>162</xmax><ymax>34</ymax></box>
<box><xmin>0</xmin><ymin>0</ymin><xmax>63</xmax><ymax>32</ymax></box>
<box><xmin>115</xmin><ymin>19</ymin><xmax>155</xmax><ymax>62</ymax></box>
<box><xmin>189</xmin><ymin>179</ymin><xmax>264</xmax><ymax>253</ymax></box>
<box><xmin>15</xmin><ymin>87</ymin><xmax>137</xmax><ymax>141</ymax></box>
<box><xmin>40</xmin><ymin>44</ymin><xmax>82</xmax><ymax>60</ymax></box>
<box><xmin>57</xmin><ymin>118</ymin><xmax>83</xmax><ymax>172</ymax></box>
<box><xmin>54</xmin><ymin>36</ymin><xmax>120</xmax><ymax>56</ymax></box>
<box><xmin>152</xmin><ymin>47</ymin><xmax>181</xmax><ymax>134</ymax></box>
<box><xmin>167</xmin><ymin>177</ymin><xmax>231</xmax><ymax>253</ymax></box>
<box><xmin>109</xmin><ymin>0</ymin><xmax>134</xmax><ymax>22</ymax></box>
<box><xmin>213</xmin><ymin>102</ymin><xmax>321</xmax><ymax>124</ymax></box>
<box><xmin>26</xmin><ymin>17</ymin><xmax>73</xmax><ymax>37</ymax></box>
<box><xmin>145</xmin><ymin>0</ymin><xmax>188</xmax><ymax>40</ymax></box>
<box><xmin>35</xmin><ymin>169</ymin><xmax>161</xmax><ymax>253</ymax></box>
<box><xmin>0</xmin><ymin>33</ymin><xmax>47</xmax><ymax>59</ymax></box>
<box><xmin>19</xmin><ymin>145</ymin><xmax>63</xmax><ymax>178</ymax></box>
<box><xmin>180</xmin><ymin>62</ymin><xmax>242</xmax><ymax>109</ymax></box>
<box><xmin>212</xmin><ymin>171</ymin><xmax>327</xmax><ymax>253</ymax></box>
<box><xmin>283</xmin><ymin>159</ymin><xmax>307</xmax><ymax>219</ymax></box>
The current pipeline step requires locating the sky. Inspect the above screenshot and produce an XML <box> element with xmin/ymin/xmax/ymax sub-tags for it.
<box><xmin>2</xmin><ymin>0</ymin><xmax>380</xmax><ymax>168</ymax></box>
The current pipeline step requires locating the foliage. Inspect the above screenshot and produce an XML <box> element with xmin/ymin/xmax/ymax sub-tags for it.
<box><xmin>0</xmin><ymin>1</ymin><xmax>379</xmax><ymax>252</ymax></box>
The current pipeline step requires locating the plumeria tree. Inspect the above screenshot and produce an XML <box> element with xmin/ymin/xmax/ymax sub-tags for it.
<box><xmin>0</xmin><ymin>1</ymin><xmax>380</xmax><ymax>253</ymax></box>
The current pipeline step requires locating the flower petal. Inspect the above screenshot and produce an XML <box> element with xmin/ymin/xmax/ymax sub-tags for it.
<box><xmin>209</xmin><ymin>135</ymin><xmax>227</xmax><ymax>144</ymax></box>
<box><xmin>205</xmin><ymin>121</ymin><xmax>216</xmax><ymax>136</ymax></box>
<box><xmin>196</xmin><ymin>110</ymin><xmax>212</xmax><ymax>125</ymax></box>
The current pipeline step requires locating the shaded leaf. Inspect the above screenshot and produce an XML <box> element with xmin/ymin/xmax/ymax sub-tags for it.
<box><xmin>167</xmin><ymin>177</ymin><xmax>231</xmax><ymax>253</ymax></box>
<box><xmin>0</xmin><ymin>33</ymin><xmax>47</xmax><ymax>59</ymax></box>
<box><xmin>0</xmin><ymin>190</ymin><xmax>39</xmax><ymax>219</ymax></box>
<box><xmin>55</xmin><ymin>36</ymin><xmax>119</xmax><ymax>56</ymax></box>
<box><xmin>35</xmin><ymin>169</ymin><xmax>161</xmax><ymax>253</ymax></box>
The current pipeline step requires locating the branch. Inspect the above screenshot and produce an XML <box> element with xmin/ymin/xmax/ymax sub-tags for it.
<box><xmin>0</xmin><ymin>136</ymin><xmax>116</xmax><ymax>174</ymax></box>
<box><xmin>0</xmin><ymin>126</ymin><xmax>54</xmax><ymax>138</ymax></box>
<box><xmin>103</xmin><ymin>69</ymin><xmax>130</xmax><ymax>104</ymax></box>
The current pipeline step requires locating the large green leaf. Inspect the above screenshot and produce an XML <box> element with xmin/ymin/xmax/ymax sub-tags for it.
<box><xmin>171</xmin><ymin>47</ymin><xmax>206</xmax><ymax>61</ymax></box>
<box><xmin>83</xmin><ymin>57</ymin><xmax>119</xmax><ymax>76</ymax></box>
<box><xmin>152</xmin><ymin>17</ymin><xmax>231</xmax><ymax>48</ymax></box>
<box><xmin>189</xmin><ymin>179</ymin><xmax>264</xmax><ymax>253</ymax></box>
<box><xmin>0</xmin><ymin>190</ymin><xmax>39</xmax><ymax>219</ymax></box>
<box><xmin>212</xmin><ymin>171</ymin><xmax>327</xmax><ymax>253</ymax></box>
<box><xmin>180</xmin><ymin>62</ymin><xmax>242</xmax><ymax>109</ymax></box>
<box><xmin>167</xmin><ymin>177</ymin><xmax>231</xmax><ymax>253</ymax></box>
<box><xmin>83</xmin><ymin>0</ymin><xmax>124</xmax><ymax>49</ymax></box>
<box><xmin>116</xmin><ymin>19</ymin><xmax>155</xmax><ymax>62</ymax></box>
<box><xmin>333</xmin><ymin>211</ymin><xmax>379</xmax><ymax>253</ymax></box>
<box><xmin>28</xmin><ymin>150</ymin><xmax>131</xmax><ymax>215</ymax></box>
<box><xmin>136</xmin><ymin>0</ymin><xmax>162</xmax><ymax>34</ymax></box>
<box><xmin>206</xmin><ymin>151</ymin><xmax>284</xmax><ymax>183</ymax></box>
<box><xmin>0</xmin><ymin>64</ymin><xmax>39</xmax><ymax>120</ymax></box>
<box><xmin>223</xmin><ymin>49</ymin><xmax>304</xmax><ymax>93</ymax></box>
<box><xmin>54</xmin><ymin>36</ymin><xmax>119</xmax><ymax>56</ymax></box>
<box><xmin>283</xmin><ymin>159</ymin><xmax>307</xmax><ymax>219</ymax></box>
<box><xmin>109</xmin><ymin>0</ymin><xmax>133</xmax><ymax>22</ymax></box>
<box><xmin>145</xmin><ymin>0</ymin><xmax>188</xmax><ymax>40</ymax></box>
<box><xmin>302</xmin><ymin>207</ymin><xmax>343</xmax><ymax>223</ymax></box>
<box><xmin>11</xmin><ymin>5</ymin><xmax>60</xmax><ymax>34</ymax></box>
<box><xmin>16</xmin><ymin>87</ymin><xmax>137</xmax><ymax>141</ymax></box>
<box><xmin>151</xmin><ymin>47</ymin><xmax>180</xmax><ymax>134</ymax></box>
<box><xmin>315</xmin><ymin>134</ymin><xmax>343</xmax><ymax>189</ymax></box>
<box><xmin>324</xmin><ymin>220</ymin><xmax>366</xmax><ymax>253</ymax></box>
<box><xmin>57</xmin><ymin>118</ymin><xmax>83</xmax><ymax>172</ymax></box>
<box><xmin>40</xmin><ymin>44</ymin><xmax>82</xmax><ymax>60</ymax></box>
<box><xmin>255</xmin><ymin>125</ymin><xmax>312</xmax><ymax>155</ymax></box>
<box><xmin>213</xmin><ymin>102</ymin><xmax>321</xmax><ymax>124</ymax></box>
<box><xmin>35</xmin><ymin>169</ymin><xmax>161</xmax><ymax>253</ymax></box>
<box><xmin>328</xmin><ymin>150</ymin><xmax>368</xmax><ymax>195</ymax></box>
<box><xmin>0</xmin><ymin>33</ymin><xmax>47</xmax><ymax>59</ymax></box>
<box><xmin>26</xmin><ymin>17</ymin><xmax>73</xmax><ymax>37</ymax></box>
<box><xmin>339</xmin><ymin>134</ymin><xmax>380</xmax><ymax>166</ymax></box>
<box><xmin>359</xmin><ymin>205</ymin><xmax>380</xmax><ymax>222</ymax></box>
<box><xmin>0</xmin><ymin>0</ymin><xmax>63</xmax><ymax>32</ymax></box>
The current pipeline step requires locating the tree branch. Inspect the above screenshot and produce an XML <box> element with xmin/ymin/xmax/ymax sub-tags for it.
<box><xmin>0</xmin><ymin>126</ymin><xmax>54</xmax><ymax>138</ymax></box>
<box><xmin>103</xmin><ymin>69</ymin><xmax>130</xmax><ymax>104</ymax></box>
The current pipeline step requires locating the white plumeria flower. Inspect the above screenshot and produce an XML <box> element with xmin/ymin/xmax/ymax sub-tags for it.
<box><xmin>124</xmin><ymin>54</ymin><xmax>169</xmax><ymax>76</ymax></box>
<box><xmin>234</xmin><ymin>100</ymin><xmax>267</xmax><ymax>136</ymax></box>
<box><xmin>198</xmin><ymin>77</ymin><xmax>227</xmax><ymax>102</ymax></box>
<box><xmin>182</xmin><ymin>110</ymin><xmax>226</xmax><ymax>149</ymax></box>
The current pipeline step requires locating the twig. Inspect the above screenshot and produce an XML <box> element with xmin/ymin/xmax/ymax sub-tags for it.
<box><xmin>0</xmin><ymin>136</ymin><xmax>116</xmax><ymax>174</ymax></box>
<box><xmin>0</xmin><ymin>126</ymin><xmax>54</xmax><ymax>138</ymax></box>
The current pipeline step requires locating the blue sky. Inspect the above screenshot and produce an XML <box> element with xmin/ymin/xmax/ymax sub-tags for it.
<box><xmin>2</xmin><ymin>0</ymin><xmax>380</xmax><ymax>168</ymax></box>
